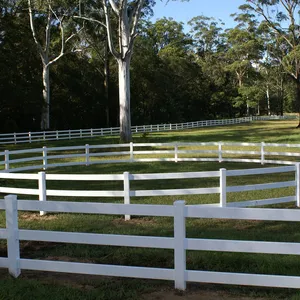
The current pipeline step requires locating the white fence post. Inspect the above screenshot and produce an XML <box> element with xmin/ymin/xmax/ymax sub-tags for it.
<box><xmin>101</xmin><ymin>128</ymin><xmax>103</xmax><ymax>136</ymax></box>
<box><xmin>174</xmin><ymin>200</ymin><xmax>186</xmax><ymax>290</ymax></box>
<box><xmin>218</xmin><ymin>142</ymin><xmax>223</xmax><ymax>163</ymax></box>
<box><xmin>175</xmin><ymin>144</ymin><xmax>178</xmax><ymax>163</ymax></box>
<box><xmin>42</xmin><ymin>146</ymin><xmax>47</xmax><ymax>170</ymax></box>
<box><xmin>91</xmin><ymin>128</ymin><xmax>93</xmax><ymax>137</ymax></box>
<box><xmin>5</xmin><ymin>194</ymin><xmax>20</xmax><ymax>278</ymax></box>
<box><xmin>220</xmin><ymin>168</ymin><xmax>227</xmax><ymax>207</ymax></box>
<box><xmin>13</xmin><ymin>133</ymin><xmax>17</xmax><ymax>144</ymax></box>
<box><xmin>38</xmin><ymin>172</ymin><xmax>47</xmax><ymax>216</ymax></box>
<box><xmin>130</xmin><ymin>142</ymin><xmax>134</xmax><ymax>162</ymax></box>
<box><xmin>56</xmin><ymin>130</ymin><xmax>59</xmax><ymax>140</ymax></box>
<box><xmin>4</xmin><ymin>150</ymin><xmax>9</xmax><ymax>171</ymax></box>
<box><xmin>29</xmin><ymin>132</ymin><xmax>32</xmax><ymax>143</ymax></box>
<box><xmin>43</xmin><ymin>131</ymin><xmax>46</xmax><ymax>141</ymax></box>
<box><xmin>261</xmin><ymin>142</ymin><xmax>265</xmax><ymax>165</ymax></box>
<box><xmin>80</xmin><ymin>129</ymin><xmax>82</xmax><ymax>138</ymax></box>
<box><xmin>124</xmin><ymin>172</ymin><xmax>130</xmax><ymax>221</ymax></box>
<box><xmin>296</xmin><ymin>163</ymin><xmax>300</xmax><ymax>207</ymax></box>
<box><xmin>85</xmin><ymin>144</ymin><xmax>90</xmax><ymax>166</ymax></box>
<box><xmin>69</xmin><ymin>130</ymin><xmax>71</xmax><ymax>140</ymax></box>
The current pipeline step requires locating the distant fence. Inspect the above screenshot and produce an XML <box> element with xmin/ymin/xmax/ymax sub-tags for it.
<box><xmin>2</xmin><ymin>196</ymin><xmax>300</xmax><ymax>290</ymax></box>
<box><xmin>0</xmin><ymin>117</ymin><xmax>254</xmax><ymax>145</ymax></box>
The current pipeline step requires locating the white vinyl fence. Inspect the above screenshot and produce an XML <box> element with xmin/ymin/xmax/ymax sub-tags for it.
<box><xmin>1</xmin><ymin>141</ymin><xmax>300</xmax><ymax>173</ymax></box>
<box><xmin>0</xmin><ymin>164</ymin><xmax>297</xmax><ymax>219</ymax></box>
<box><xmin>0</xmin><ymin>117</ymin><xmax>253</xmax><ymax>145</ymax></box>
<box><xmin>2</xmin><ymin>195</ymin><xmax>300</xmax><ymax>290</ymax></box>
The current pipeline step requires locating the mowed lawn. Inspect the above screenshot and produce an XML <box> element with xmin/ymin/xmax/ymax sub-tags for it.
<box><xmin>1</xmin><ymin>120</ymin><xmax>300</xmax><ymax>300</ymax></box>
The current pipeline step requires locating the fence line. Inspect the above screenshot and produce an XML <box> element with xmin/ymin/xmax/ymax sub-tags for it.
<box><xmin>0</xmin><ymin>117</ymin><xmax>254</xmax><ymax>145</ymax></box>
<box><xmin>2</xmin><ymin>195</ymin><xmax>300</xmax><ymax>289</ymax></box>
<box><xmin>1</xmin><ymin>115</ymin><xmax>298</xmax><ymax>145</ymax></box>
<box><xmin>2</xmin><ymin>141</ymin><xmax>300</xmax><ymax>173</ymax></box>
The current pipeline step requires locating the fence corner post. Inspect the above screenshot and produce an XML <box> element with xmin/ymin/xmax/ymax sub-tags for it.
<box><xmin>124</xmin><ymin>172</ymin><xmax>131</xmax><ymax>221</ymax></box>
<box><xmin>130</xmin><ymin>142</ymin><xmax>134</xmax><ymax>162</ymax></box>
<box><xmin>174</xmin><ymin>200</ymin><xmax>186</xmax><ymax>290</ymax></box>
<box><xmin>38</xmin><ymin>171</ymin><xmax>47</xmax><ymax>216</ymax></box>
<box><xmin>296</xmin><ymin>163</ymin><xmax>300</xmax><ymax>207</ymax></box>
<box><xmin>85</xmin><ymin>144</ymin><xmax>90</xmax><ymax>166</ymax></box>
<box><xmin>5</xmin><ymin>194</ymin><xmax>20</xmax><ymax>278</ymax></box>
<box><xmin>220</xmin><ymin>168</ymin><xmax>227</xmax><ymax>207</ymax></box>
<box><xmin>261</xmin><ymin>142</ymin><xmax>265</xmax><ymax>165</ymax></box>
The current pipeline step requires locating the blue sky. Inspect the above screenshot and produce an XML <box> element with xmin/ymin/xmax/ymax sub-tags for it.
<box><xmin>152</xmin><ymin>0</ymin><xmax>247</xmax><ymax>29</ymax></box>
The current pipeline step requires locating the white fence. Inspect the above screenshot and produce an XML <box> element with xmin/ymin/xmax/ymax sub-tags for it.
<box><xmin>0</xmin><ymin>164</ymin><xmax>297</xmax><ymax>219</ymax></box>
<box><xmin>0</xmin><ymin>141</ymin><xmax>299</xmax><ymax>218</ymax></box>
<box><xmin>2</xmin><ymin>195</ymin><xmax>300</xmax><ymax>290</ymax></box>
<box><xmin>0</xmin><ymin>117</ymin><xmax>253</xmax><ymax>145</ymax></box>
<box><xmin>1</xmin><ymin>141</ymin><xmax>300</xmax><ymax>173</ymax></box>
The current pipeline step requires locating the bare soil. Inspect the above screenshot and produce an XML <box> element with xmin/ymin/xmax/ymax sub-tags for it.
<box><xmin>142</xmin><ymin>290</ymin><xmax>271</xmax><ymax>300</ymax></box>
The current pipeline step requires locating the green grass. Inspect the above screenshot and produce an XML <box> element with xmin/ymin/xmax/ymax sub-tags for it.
<box><xmin>1</xmin><ymin>120</ymin><xmax>300</xmax><ymax>299</ymax></box>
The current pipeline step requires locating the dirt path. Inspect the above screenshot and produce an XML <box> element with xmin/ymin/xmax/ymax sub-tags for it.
<box><xmin>142</xmin><ymin>290</ymin><xmax>271</xmax><ymax>300</ymax></box>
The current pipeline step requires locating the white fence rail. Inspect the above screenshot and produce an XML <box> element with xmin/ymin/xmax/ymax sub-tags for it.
<box><xmin>2</xmin><ymin>195</ymin><xmax>300</xmax><ymax>290</ymax></box>
<box><xmin>0</xmin><ymin>117</ymin><xmax>254</xmax><ymax>145</ymax></box>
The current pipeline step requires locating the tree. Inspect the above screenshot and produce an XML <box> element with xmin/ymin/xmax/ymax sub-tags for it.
<box><xmin>28</xmin><ymin>0</ymin><xmax>82</xmax><ymax>130</ymax></box>
<box><xmin>243</xmin><ymin>0</ymin><xmax>300</xmax><ymax>125</ymax></box>
<box><xmin>225</xmin><ymin>12</ymin><xmax>263</xmax><ymax>116</ymax></box>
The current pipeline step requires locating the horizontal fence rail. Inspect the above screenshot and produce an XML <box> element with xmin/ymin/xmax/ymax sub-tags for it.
<box><xmin>2</xmin><ymin>196</ymin><xmax>300</xmax><ymax>290</ymax></box>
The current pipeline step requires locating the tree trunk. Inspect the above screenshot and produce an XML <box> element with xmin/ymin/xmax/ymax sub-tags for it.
<box><xmin>118</xmin><ymin>59</ymin><xmax>132</xmax><ymax>142</ymax></box>
<box><xmin>41</xmin><ymin>64</ymin><xmax>50</xmax><ymax>130</ymax></box>
<box><xmin>257</xmin><ymin>100</ymin><xmax>260</xmax><ymax>116</ymax></box>
<box><xmin>296</xmin><ymin>81</ymin><xmax>300</xmax><ymax>128</ymax></box>
<box><xmin>266</xmin><ymin>84</ymin><xmax>271</xmax><ymax>116</ymax></box>
<box><xmin>104</xmin><ymin>38</ymin><xmax>110</xmax><ymax>127</ymax></box>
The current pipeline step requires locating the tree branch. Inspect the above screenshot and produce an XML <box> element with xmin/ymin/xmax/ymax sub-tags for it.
<box><xmin>74</xmin><ymin>15</ymin><xmax>107</xmax><ymax>28</ymax></box>
<box><xmin>28</xmin><ymin>0</ymin><xmax>45</xmax><ymax>60</ymax></box>
<box><xmin>108</xmin><ymin>0</ymin><xmax>119</xmax><ymax>16</ymax></box>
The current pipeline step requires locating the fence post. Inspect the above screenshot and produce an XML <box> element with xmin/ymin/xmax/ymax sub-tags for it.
<box><xmin>85</xmin><ymin>144</ymin><xmax>90</xmax><ymax>166</ymax></box>
<box><xmin>220</xmin><ymin>168</ymin><xmax>227</xmax><ymax>207</ymax></box>
<box><xmin>56</xmin><ymin>130</ymin><xmax>58</xmax><ymax>140</ymax></box>
<box><xmin>296</xmin><ymin>163</ymin><xmax>300</xmax><ymax>207</ymax></box>
<box><xmin>69</xmin><ymin>130</ymin><xmax>71</xmax><ymax>140</ymax></box>
<box><xmin>80</xmin><ymin>129</ymin><xmax>82</xmax><ymax>138</ymax></box>
<box><xmin>218</xmin><ymin>142</ymin><xmax>223</xmax><ymax>163</ymax></box>
<box><xmin>29</xmin><ymin>132</ymin><xmax>32</xmax><ymax>143</ymax></box>
<box><xmin>5</xmin><ymin>194</ymin><xmax>20</xmax><ymax>278</ymax></box>
<box><xmin>42</xmin><ymin>146</ymin><xmax>47</xmax><ymax>170</ymax></box>
<box><xmin>101</xmin><ymin>128</ymin><xmax>103</xmax><ymax>136</ymax></box>
<box><xmin>13</xmin><ymin>133</ymin><xmax>17</xmax><ymax>145</ymax></box>
<box><xmin>124</xmin><ymin>172</ymin><xmax>130</xmax><ymax>221</ymax></box>
<box><xmin>4</xmin><ymin>150</ymin><xmax>9</xmax><ymax>171</ymax></box>
<box><xmin>174</xmin><ymin>200</ymin><xmax>186</xmax><ymax>290</ymax></box>
<box><xmin>261</xmin><ymin>142</ymin><xmax>265</xmax><ymax>165</ymax></box>
<box><xmin>90</xmin><ymin>128</ymin><xmax>93</xmax><ymax>137</ymax></box>
<box><xmin>174</xmin><ymin>144</ymin><xmax>178</xmax><ymax>163</ymax></box>
<box><xmin>38</xmin><ymin>172</ymin><xmax>47</xmax><ymax>216</ymax></box>
<box><xmin>130</xmin><ymin>142</ymin><xmax>134</xmax><ymax>162</ymax></box>
<box><xmin>43</xmin><ymin>131</ymin><xmax>46</xmax><ymax>141</ymax></box>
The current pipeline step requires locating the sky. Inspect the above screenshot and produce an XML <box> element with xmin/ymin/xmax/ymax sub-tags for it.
<box><xmin>152</xmin><ymin>0</ymin><xmax>247</xmax><ymax>29</ymax></box>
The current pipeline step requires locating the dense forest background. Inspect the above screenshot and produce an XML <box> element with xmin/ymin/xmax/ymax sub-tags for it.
<box><xmin>0</xmin><ymin>0</ymin><xmax>297</xmax><ymax>133</ymax></box>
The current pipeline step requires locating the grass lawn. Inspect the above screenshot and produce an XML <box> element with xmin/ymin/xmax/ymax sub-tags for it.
<box><xmin>1</xmin><ymin>120</ymin><xmax>300</xmax><ymax>299</ymax></box>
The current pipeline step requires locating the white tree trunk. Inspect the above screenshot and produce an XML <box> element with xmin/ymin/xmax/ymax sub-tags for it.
<box><xmin>41</xmin><ymin>64</ymin><xmax>50</xmax><ymax>130</ymax></box>
<box><xmin>266</xmin><ymin>84</ymin><xmax>271</xmax><ymax>116</ymax></box>
<box><xmin>118</xmin><ymin>59</ymin><xmax>132</xmax><ymax>142</ymax></box>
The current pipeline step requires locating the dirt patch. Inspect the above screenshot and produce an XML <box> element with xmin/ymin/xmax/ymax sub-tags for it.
<box><xmin>142</xmin><ymin>290</ymin><xmax>271</xmax><ymax>300</ymax></box>
<box><xmin>19</xmin><ymin>212</ymin><xmax>58</xmax><ymax>221</ymax></box>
